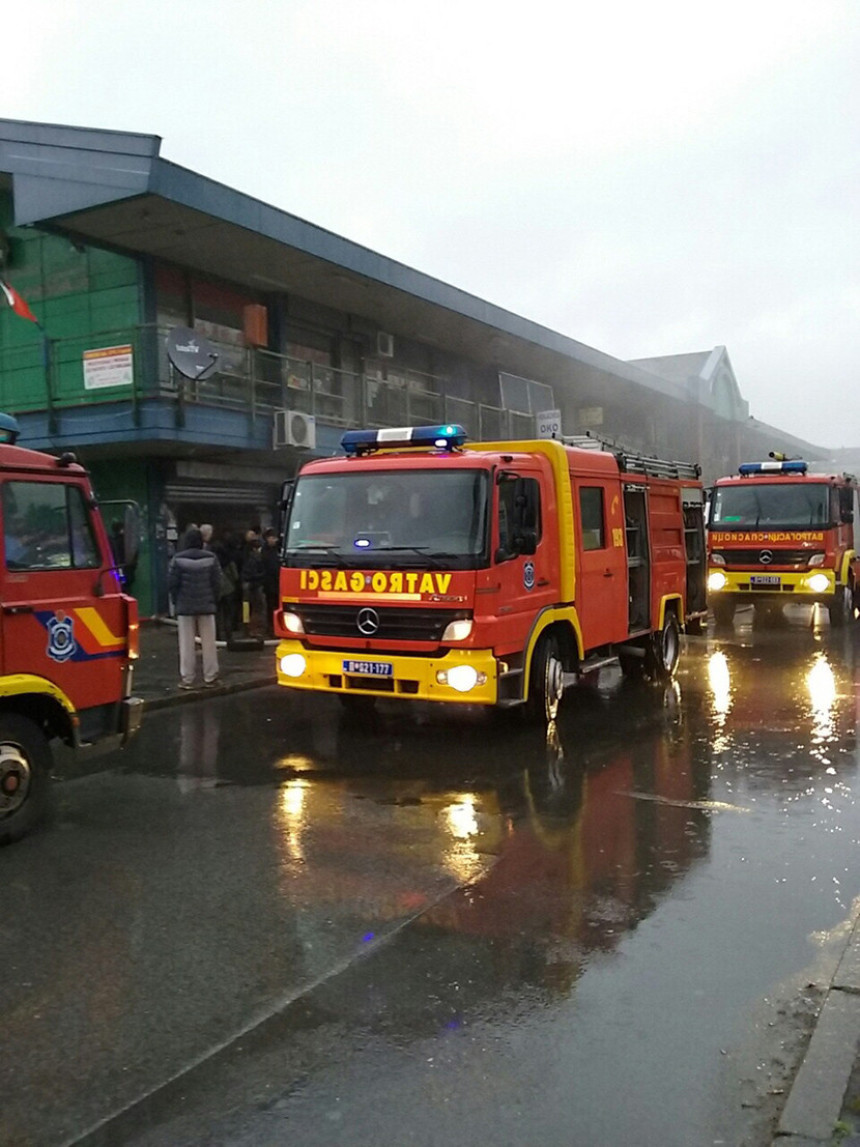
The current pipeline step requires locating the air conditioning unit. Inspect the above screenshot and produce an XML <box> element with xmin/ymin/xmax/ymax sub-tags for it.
<box><xmin>376</xmin><ymin>331</ymin><xmax>395</xmax><ymax>358</ymax></box>
<box><xmin>274</xmin><ymin>409</ymin><xmax>316</xmax><ymax>450</ymax></box>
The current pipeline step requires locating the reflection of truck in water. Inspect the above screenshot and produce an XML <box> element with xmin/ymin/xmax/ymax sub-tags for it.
<box><xmin>707</xmin><ymin>457</ymin><xmax>860</xmax><ymax>627</ymax></box>
<box><xmin>276</xmin><ymin>425</ymin><xmax>707</xmax><ymax>721</ymax></box>
<box><xmin>0</xmin><ymin>414</ymin><xmax>142</xmax><ymax>843</ymax></box>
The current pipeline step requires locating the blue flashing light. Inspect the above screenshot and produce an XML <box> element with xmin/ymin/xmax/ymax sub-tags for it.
<box><xmin>738</xmin><ymin>460</ymin><xmax>808</xmax><ymax>476</ymax></box>
<box><xmin>0</xmin><ymin>412</ymin><xmax>21</xmax><ymax>444</ymax></box>
<box><xmin>354</xmin><ymin>537</ymin><xmax>372</xmax><ymax>548</ymax></box>
<box><xmin>341</xmin><ymin>424</ymin><xmax>467</xmax><ymax>455</ymax></box>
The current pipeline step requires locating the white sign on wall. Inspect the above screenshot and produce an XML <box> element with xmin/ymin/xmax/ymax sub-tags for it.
<box><xmin>83</xmin><ymin>344</ymin><xmax>134</xmax><ymax>390</ymax></box>
<box><xmin>536</xmin><ymin>408</ymin><xmax>562</xmax><ymax>439</ymax></box>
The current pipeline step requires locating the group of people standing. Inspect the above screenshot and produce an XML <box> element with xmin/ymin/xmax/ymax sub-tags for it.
<box><xmin>167</xmin><ymin>522</ymin><xmax>281</xmax><ymax>690</ymax></box>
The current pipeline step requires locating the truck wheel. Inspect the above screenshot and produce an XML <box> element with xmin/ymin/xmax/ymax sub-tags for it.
<box><xmin>712</xmin><ymin>600</ymin><xmax>735</xmax><ymax>627</ymax></box>
<box><xmin>0</xmin><ymin>714</ymin><xmax>52</xmax><ymax>845</ymax></box>
<box><xmin>829</xmin><ymin>585</ymin><xmax>854</xmax><ymax>628</ymax></box>
<box><xmin>645</xmin><ymin>614</ymin><xmax>681</xmax><ymax>682</ymax></box>
<box><xmin>525</xmin><ymin>632</ymin><xmax>565</xmax><ymax>723</ymax></box>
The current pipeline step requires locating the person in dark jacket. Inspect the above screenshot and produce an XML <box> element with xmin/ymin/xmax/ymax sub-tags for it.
<box><xmin>261</xmin><ymin>527</ymin><xmax>281</xmax><ymax>636</ymax></box>
<box><xmin>168</xmin><ymin>527</ymin><xmax>221</xmax><ymax>689</ymax></box>
<box><xmin>241</xmin><ymin>536</ymin><xmax>266</xmax><ymax>638</ymax></box>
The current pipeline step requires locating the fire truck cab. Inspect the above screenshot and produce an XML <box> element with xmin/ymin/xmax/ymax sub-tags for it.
<box><xmin>0</xmin><ymin>414</ymin><xmax>142</xmax><ymax>843</ymax></box>
<box><xmin>707</xmin><ymin>458</ymin><xmax>860</xmax><ymax>627</ymax></box>
<box><xmin>275</xmin><ymin>425</ymin><xmax>707</xmax><ymax>721</ymax></box>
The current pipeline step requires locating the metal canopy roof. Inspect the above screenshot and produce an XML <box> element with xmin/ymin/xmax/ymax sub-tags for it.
<box><xmin>0</xmin><ymin>117</ymin><xmax>685</xmax><ymax>411</ymax></box>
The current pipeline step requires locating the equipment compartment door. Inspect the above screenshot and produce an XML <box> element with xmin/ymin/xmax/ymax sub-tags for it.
<box><xmin>574</xmin><ymin>478</ymin><xmax>628</xmax><ymax>650</ymax></box>
<box><xmin>0</xmin><ymin>478</ymin><xmax>126</xmax><ymax>709</ymax></box>
<box><xmin>623</xmin><ymin>485</ymin><xmax>651</xmax><ymax>633</ymax></box>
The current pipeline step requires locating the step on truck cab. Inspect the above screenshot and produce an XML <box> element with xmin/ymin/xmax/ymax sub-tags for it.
<box><xmin>0</xmin><ymin>414</ymin><xmax>142</xmax><ymax>843</ymax></box>
<box><xmin>707</xmin><ymin>456</ymin><xmax>860</xmax><ymax>627</ymax></box>
<box><xmin>274</xmin><ymin>425</ymin><xmax>707</xmax><ymax>721</ymax></box>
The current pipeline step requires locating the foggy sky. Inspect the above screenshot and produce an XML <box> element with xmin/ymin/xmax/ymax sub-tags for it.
<box><xmin>6</xmin><ymin>0</ymin><xmax>859</xmax><ymax>447</ymax></box>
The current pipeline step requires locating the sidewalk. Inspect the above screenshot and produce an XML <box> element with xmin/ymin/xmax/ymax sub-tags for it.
<box><xmin>134</xmin><ymin>620</ymin><xmax>277</xmax><ymax>710</ymax></box>
<box><xmin>773</xmin><ymin>911</ymin><xmax>860</xmax><ymax>1145</ymax></box>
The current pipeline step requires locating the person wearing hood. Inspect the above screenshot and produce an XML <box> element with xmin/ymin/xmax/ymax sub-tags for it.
<box><xmin>168</xmin><ymin>526</ymin><xmax>221</xmax><ymax>689</ymax></box>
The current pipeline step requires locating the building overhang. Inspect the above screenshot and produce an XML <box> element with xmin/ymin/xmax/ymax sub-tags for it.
<box><xmin>0</xmin><ymin>117</ymin><xmax>686</xmax><ymax>410</ymax></box>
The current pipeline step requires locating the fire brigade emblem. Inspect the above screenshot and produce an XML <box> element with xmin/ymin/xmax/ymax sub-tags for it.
<box><xmin>523</xmin><ymin>561</ymin><xmax>535</xmax><ymax>591</ymax></box>
<box><xmin>46</xmin><ymin>611</ymin><xmax>77</xmax><ymax>663</ymax></box>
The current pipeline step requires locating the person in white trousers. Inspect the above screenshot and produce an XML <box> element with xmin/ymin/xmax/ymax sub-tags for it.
<box><xmin>167</xmin><ymin>527</ymin><xmax>222</xmax><ymax>689</ymax></box>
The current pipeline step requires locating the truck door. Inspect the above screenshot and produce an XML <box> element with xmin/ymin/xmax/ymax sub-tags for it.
<box><xmin>0</xmin><ymin>477</ymin><xmax>127</xmax><ymax>715</ymax></box>
<box><xmin>573</xmin><ymin>477</ymin><xmax>628</xmax><ymax>650</ymax></box>
<box><xmin>493</xmin><ymin>467</ymin><xmax>557</xmax><ymax>652</ymax></box>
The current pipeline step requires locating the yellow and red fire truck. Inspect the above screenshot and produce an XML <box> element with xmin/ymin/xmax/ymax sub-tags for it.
<box><xmin>0</xmin><ymin>413</ymin><xmax>142</xmax><ymax>843</ymax></box>
<box><xmin>707</xmin><ymin>457</ymin><xmax>860</xmax><ymax>626</ymax></box>
<box><xmin>274</xmin><ymin>425</ymin><xmax>707</xmax><ymax>720</ymax></box>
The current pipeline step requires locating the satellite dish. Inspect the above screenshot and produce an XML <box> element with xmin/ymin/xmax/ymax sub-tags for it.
<box><xmin>166</xmin><ymin>326</ymin><xmax>219</xmax><ymax>380</ymax></box>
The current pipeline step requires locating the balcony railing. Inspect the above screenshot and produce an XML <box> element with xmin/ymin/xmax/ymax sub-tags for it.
<box><xmin>0</xmin><ymin>323</ymin><xmax>540</xmax><ymax>441</ymax></box>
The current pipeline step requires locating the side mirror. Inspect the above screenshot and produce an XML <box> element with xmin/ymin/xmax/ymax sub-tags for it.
<box><xmin>842</xmin><ymin>510</ymin><xmax>854</xmax><ymax>525</ymax></box>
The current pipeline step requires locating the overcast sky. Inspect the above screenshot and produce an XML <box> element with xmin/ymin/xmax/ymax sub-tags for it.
<box><xmin>6</xmin><ymin>1</ymin><xmax>859</xmax><ymax>447</ymax></box>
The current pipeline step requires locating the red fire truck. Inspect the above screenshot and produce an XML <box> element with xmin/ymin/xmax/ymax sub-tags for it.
<box><xmin>707</xmin><ymin>457</ymin><xmax>860</xmax><ymax>627</ymax></box>
<box><xmin>274</xmin><ymin>425</ymin><xmax>707</xmax><ymax>720</ymax></box>
<box><xmin>0</xmin><ymin>413</ymin><xmax>142</xmax><ymax>843</ymax></box>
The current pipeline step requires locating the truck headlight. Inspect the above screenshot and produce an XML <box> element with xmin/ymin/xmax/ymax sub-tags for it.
<box><xmin>280</xmin><ymin>611</ymin><xmax>305</xmax><ymax>634</ymax></box>
<box><xmin>806</xmin><ymin>573</ymin><xmax>830</xmax><ymax>594</ymax></box>
<box><xmin>436</xmin><ymin>664</ymin><xmax>486</xmax><ymax>692</ymax></box>
<box><xmin>442</xmin><ymin>618</ymin><xmax>473</xmax><ymax>641</ymax></box>
<box><xmin>806</xmin><ymin>553</ymin><xmax>825</xmax><ymax>568</ymax></box>
<box><xmin>280</xmin><ymin>653</ymin><xmax>307</xmax><ymax>678</ymax></box>
<box><xmin>708</xmin><ymin>570</ymin><xmax>728</xmax><ymax>592</ymax></box>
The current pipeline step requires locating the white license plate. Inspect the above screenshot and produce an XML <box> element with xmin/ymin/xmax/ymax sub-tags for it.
<box><xmin>750</xmin><ymin>575</ymin><xmax>780</xmax><ymax>586</ymax></box>
<box><xmin>342</xmin><ymin>659</ymin><xmax>393</xmax><ymax>677</ymax></box>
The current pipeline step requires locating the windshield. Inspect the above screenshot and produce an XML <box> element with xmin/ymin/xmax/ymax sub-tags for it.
<box><xmin>284</xmin><ymin>468</ymin><xmax>489</xmax><ymax>568</ymax></box>
<box><xmin>710</xmin><ymin>482</ymin><xmax>830</xmax><ymax>530</ymax></box>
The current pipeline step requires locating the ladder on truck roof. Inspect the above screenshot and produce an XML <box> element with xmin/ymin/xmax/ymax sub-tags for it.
<box><xmin>562</xmin><ymin>432</ymin><xmax>701</xmax><ymax>481</ymax></box>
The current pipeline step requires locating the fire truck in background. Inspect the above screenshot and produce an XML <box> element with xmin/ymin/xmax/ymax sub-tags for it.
<box><xmin>275</xmin><ymin>425</ymin><xmax>707</xmax><ymax>721</ymax></box>
<box><xmin>707</xmin><ymin>456</ymin><xmax>860</xmax><ymax>627</ymax></box>
<box><xmin>0</xmin><ymin>413</ymin><xmax>142</xmax><ymax>844</ymax></box>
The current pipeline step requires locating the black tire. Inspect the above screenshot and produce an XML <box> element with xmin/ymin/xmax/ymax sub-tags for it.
<box><xmin>712</xmin><ymin>599</ymin><xmax>735</xmax><ymax>627</ymax></box>
<box><xmin>645</xmin><ymin>613</ymin><xmax>681</xmax><ymax>682</ymax></box>
<box><xmin>0</xmin><ymin>714</ymin><xmax>52</xmax><ymax>845</ymax></box>
<box><xmin>829</xmin><ymin>585</ymin><xmax>853</xmax><ymax>628</ymax></box>
<box><xmin>524</xmin><ymin>632</ymin><xmax>565</xmax><ymax>723</ymax></box>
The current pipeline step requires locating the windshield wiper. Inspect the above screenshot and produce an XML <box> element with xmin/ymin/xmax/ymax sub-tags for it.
<box><xmin>374</xmin><ymin>546</ymin><xmax>453</xmax><ymax>568</ymax></box>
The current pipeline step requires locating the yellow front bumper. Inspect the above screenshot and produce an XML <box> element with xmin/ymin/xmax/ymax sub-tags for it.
<box><xmin>707</xmin><ymin>568</ymin><xmax>836</xmax><ymax>601</ymax></box>
<box><xmin>275</xmin><ymin>640</ymin><xmax>499</xmax><ymax>705</ymax></box>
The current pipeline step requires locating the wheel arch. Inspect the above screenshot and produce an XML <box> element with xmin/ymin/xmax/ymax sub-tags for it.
<box><xmin>0</xmin><ymin>678</ymin><xmax>77</xmax><ymax>746</ymax></box>
<box><xmin>521</xmin><ymin>608</ymin><xmax>582</xmax><ymax>703</ymax></box>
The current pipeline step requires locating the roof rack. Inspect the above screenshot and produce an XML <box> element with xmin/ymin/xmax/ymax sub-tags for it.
<box><xmin>563</xmin><ymin>430</ymin><xmax>701</xmax><ymax>480</ymax></box>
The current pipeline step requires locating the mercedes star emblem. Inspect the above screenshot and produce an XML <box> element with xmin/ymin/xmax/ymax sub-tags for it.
<box><xmin>759</xmin><ymin>550</ymin><xmax>773</xmax><ymax>564</ymax></box>
<box><xmin>357</xmin><ymin>607</ymin><xmax>380</xmax><ymax>636</ymax></box>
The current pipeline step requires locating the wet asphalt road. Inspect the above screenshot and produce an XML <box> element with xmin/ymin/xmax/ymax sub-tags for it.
<box><xmin>3</xmin><ymin>604</ymin><xmax>860</xmax><ymax>1146</ymax></box>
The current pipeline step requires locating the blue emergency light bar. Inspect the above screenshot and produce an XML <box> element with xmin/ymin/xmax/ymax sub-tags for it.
<box><xmin>0</xmin><ymin>412</ymin><xmax>20</xmax><ymax>444</ymax></box>
<box><xmin>738</xmin><ymin>460</ymin><xmax>808</xmax><ymax>476</ymax></box>
<box><xmin>341</xmin><ymin>424</ymin><xmax>467</xmax><ymax>456</ymax></box>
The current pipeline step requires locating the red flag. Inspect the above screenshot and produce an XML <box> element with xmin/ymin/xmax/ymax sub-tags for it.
<box><xmin>0</xmin><ymin>280</ymin><xmax>38</xmax><ymax>324</ymax></box>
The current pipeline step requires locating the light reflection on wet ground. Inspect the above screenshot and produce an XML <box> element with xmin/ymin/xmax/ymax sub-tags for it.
<box><xmin>4</xmin><ymin>604</ymin><xmax>860</xmax><ymax>1146</ymax></box>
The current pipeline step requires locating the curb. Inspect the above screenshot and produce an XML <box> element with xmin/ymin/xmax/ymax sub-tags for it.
<box><xmin>774</xmin><ymin>914</ymin><xmax>860</xmax><ymax>1144</ymax></box>
<box><xmin>141</xmin><ymin>675</ymin><xmax>277</xmax><ymax>712</ymax></box>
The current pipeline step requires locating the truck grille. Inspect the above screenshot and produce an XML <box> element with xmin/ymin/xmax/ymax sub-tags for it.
<box><xmin>293</xmin><ymin>604</ymin><xmax>468</xmax><ymax>643</ymax></box>
<box><xmin>712</xmin><ymin>549</ymin><xmax>821</xmax><ymax>567</ymax></box>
